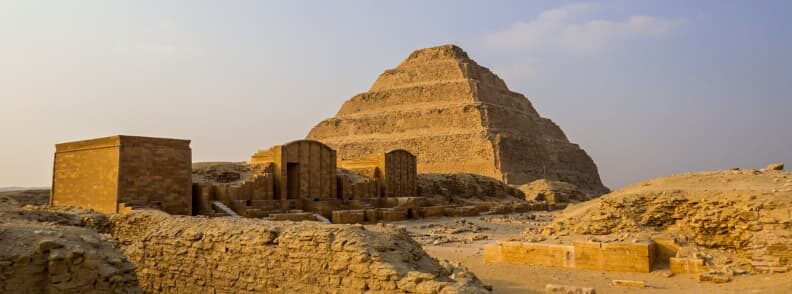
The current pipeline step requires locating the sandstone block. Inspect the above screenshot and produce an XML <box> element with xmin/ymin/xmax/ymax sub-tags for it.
<box><xmin>545</xmin><ymin>284</ymin><xmax>596</xmax><ymax>294</ymax></box>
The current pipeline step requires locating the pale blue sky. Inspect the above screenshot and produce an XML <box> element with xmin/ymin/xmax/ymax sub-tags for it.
<box><xmin>1</xmin><ymin>1</ymin><xmax>790</xmax><ymax>188</ymax></box>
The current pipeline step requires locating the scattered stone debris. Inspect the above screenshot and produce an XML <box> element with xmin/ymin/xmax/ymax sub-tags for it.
<box><xmin>537</xmin><ymin>169</ymin><xmax>792</xmax><ymax>281</ymax></box>
<box><xmin>611</xmin><ymin>279</ymin><xmax>646</xmax><ymax>288</ymax></box>
<box><xmin>698</xmin><ymin>271</ymin><xmax>732</xmax><ymax>283</ymax></box>
<box><xmin>545</xmin><ymin>284</ymin><xmax>596</xmax><ymax>293</ymax></box>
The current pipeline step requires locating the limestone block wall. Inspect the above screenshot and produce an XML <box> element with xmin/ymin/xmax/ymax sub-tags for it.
<box><xmin>117</xmin><ymin>136</ymin><xmax>192</xmax><ymax>215</ymax></box>
<box><xmin>110</xmin><ymin>211</ymin><xmax>489</xmax><ymax>293</ymax></box>
<box><xmin>484</xmin><ymin>241</ymin><xmax>656</xmax><ymax>273</ymax></box>
<box><xmin>250</xmin><ymin>140</ymin><xmax>337</xmax><ymax>209</ymax></box>
<box><xmin>338</xmin><ymin>150</ymin><xmax>418</xmax><ymax>198</ymax></box>
<box><xmin>51</xmin><ymin>137</ymin><xmax>120</xmax><ymax>213</ymax></box>
<box><xmin>51</xmin><ymin>135</ymin><xmax>192</xmax><ymax>215</ymax></box>
<box><xmin>384</xmin><ymin>150</ymin><xmax>417</xmax><ymax>197</ymax></box>
<box><xmin>193</xmin><ymin>173</ymin><xmax>275</xmax><ymax>216</ymax></box>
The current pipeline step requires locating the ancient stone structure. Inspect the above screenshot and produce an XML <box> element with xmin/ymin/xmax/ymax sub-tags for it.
<box><xmin>193</xmin><ymin>140</ymin><xmax>429</xmax><ymax>221</ymax></box>
<box><xmin>484</xmin><ymin>241</ymin><xmax>656</xmax><ymax>273</ymax></box>
<box><xmin>537</xmin><ymin>169</ymin><xmax>792</xmax><ymax>279</ymax></box>
<box><xmin>250</xmin><ymin>140</ymin><xmax>338</xmax><ymax>210</ymax></box>
<box><xmin>339</xmin><ymin>149</ymin><xmax>418</xmax><ymax>198</ymax></box>
<box><xmin>51</xmin><ymin>135</ymin><xmax>192</xmax><ymax>215</ymax></box>
<box><xmin>110</xmin><ymin>210</ymin><xmax>490</xmax><ymax>293</ymax></box>
<box><xmin>308</xmin><ymin>44</ymin><xmax>608</xmax><ymax>195</ymax></box>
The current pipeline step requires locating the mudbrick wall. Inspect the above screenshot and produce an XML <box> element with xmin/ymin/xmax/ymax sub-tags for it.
<box><xmin>110</xmin><ymin>210</ymin><xmax>490</xmax><ymax>293</ymax></box>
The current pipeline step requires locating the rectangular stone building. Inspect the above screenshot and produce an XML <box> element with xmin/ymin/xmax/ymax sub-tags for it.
<box><xmin>51</xmin><ymin>135</ymin><xmax>192</xmax><ymax>215</ymax></box>
<box><xmin>249</xmin><ymin>140</ymin><xmax>337</xmax><ymax>210</ymax></box>
<box><xmin>338</xmin><ymin>149</ymin><xmax>417</xmax><ymax>198</ymax></box>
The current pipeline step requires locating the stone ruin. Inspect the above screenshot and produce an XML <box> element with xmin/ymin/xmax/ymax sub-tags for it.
<box><xmin>308</xmin><ymin>44</ymin><xmax>608</xmax><ymax>196</ymax></box>
<box><xmin>51</xmin><ymin>135</ymin><xmax>192</xmax><ymax>215</ymax></box>
<box><xmin>51</xmin><ymin>136</ymin><xmax>551</xmax><ymax>225</ymax></box>
<box><xmin>24</xmin><ymin>45</ymin><xmax>644</xmax><ymax>293</ymax></box>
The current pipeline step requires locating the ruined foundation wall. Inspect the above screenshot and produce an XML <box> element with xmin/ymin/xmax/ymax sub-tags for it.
<box><xmin>111</xmin><ymin>211</ymin><xmax>489</xmax><ymax>293</ymax></box>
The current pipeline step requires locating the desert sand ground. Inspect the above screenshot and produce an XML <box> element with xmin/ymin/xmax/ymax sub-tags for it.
<box><xmin>383</xmin><ymin>214</ymin><xmax>792</xmax><ymax>293</ymax></box>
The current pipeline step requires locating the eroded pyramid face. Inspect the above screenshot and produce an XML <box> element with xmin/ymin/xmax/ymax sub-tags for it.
<box><xmin>308</xmin><ymin>44</ymin><xmax>607</xmax><ymax>195</ymax></box>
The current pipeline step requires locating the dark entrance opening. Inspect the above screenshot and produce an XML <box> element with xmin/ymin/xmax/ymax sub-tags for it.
<box><xmin>286</xmin><ymin>163</ymin><xmax>300</xmax><ymax>200</ymax></box>
<box><xmin>406</xmin><ymin>208</ymin><xmax>415</xmax><ymax>219</ymax></box>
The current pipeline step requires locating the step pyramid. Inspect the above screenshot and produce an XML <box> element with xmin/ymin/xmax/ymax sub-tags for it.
<box><xmin>307</xmin><ymin>45</ymin><xmax>607</xmax><ymax>195</ymax></box>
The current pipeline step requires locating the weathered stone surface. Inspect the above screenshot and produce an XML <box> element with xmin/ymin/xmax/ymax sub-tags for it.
<box><xmin>611</xmin><ymin>279</ymin><xmax>646</xmax><ymax>288</ymax></box>
<box><xmin>308</xmin><ymin>44</ymin><xmax>608</xmax><ymax>196</ymax></box>
<box><xmin>0</xmin><ymin>224</ymin><xmax>139</xmax><ymax>293</ymax></box>
<box><xmin>541</xmin><ymin>169</ymin><xmax>792</xmax><ymax>277</ymax></box>
<box><xmin>110</xmin><ymin>210</ymin><xmax>490</xmax><ymax>293</ymax></box>
<box><xmin>51</xmin><ymin>135</ymin><xmax>192</xmax><ymax>215</ymax></box>
<box><xmin>545</xmin><ymin>284</ymin><xmax>596</xmax><ymax>294</ymax></box>
<box><xmin>484</xmin><ymin>241</ymin><xmax>655</xmax><ymax>273</ymax></box>
<box><xmin>767</xmin><ymin>163</ymin><xmax>784</xmax><ymax>171</ymax></box>
<box><xmin>518</xmin><ymin>179</ymin><xmax>586</xmax><ymax>204</ymax></box>
<box><xmin>417</xmin><ymin>173</ymin><xmax>524</xmax><ymax>201</ymax></box>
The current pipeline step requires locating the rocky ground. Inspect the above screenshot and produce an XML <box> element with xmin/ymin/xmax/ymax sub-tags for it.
<box><xmin>0</xmin><ymin>190</ymin><xmax>490</xmax><ymax>293</ymax></box>
<box><xmin>2</xmin><ymin>166</ymin><xmax>791</xmax><ymax>293</ymax></box>
<box><xmin>387</xmin><ymin>213</ymin><xmax>792</xmax><ymax>293</ymax></box>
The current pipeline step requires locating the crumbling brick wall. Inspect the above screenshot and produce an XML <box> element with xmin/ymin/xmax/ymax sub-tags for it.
<box><xmin>110</xmin><ymin>211</ymin><xmax>489</xmax><ymax>293</ymax></box>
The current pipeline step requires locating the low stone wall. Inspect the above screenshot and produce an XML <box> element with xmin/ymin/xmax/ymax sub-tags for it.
<box><xmin>444</xmin><ymin>206</ymin><xmax>480</xmax><ymax>217</ymax></box>
<box><xmin>268</xmin><ymin>212</ymin><xmax>316</xmax><ymax>221</ymax></box>
<box><xmin>0</xmin><ymin>224</ymin><xmax>139</xmax><ymax>293</ymax></box>
<box><xmin>670</xmin><ymin>257</ymin><xmax>708</xmax><ymax>274</ymax></box>
<box><xmin>419</xmin><ymin>206</ymin><xmax>446</xmax><ymax>218</ymax></box>
<box><xmin>111</xmin><ymin>211</ymin><xmax>489</xmax><ymax>293</ymax></box>
<box><xmin>484</xmin><ymin>241</ymin><xmax>656</xmax><ymax>273</ymax></box>
<box><xmin>332</xmin><ymin>210</ymin><xmax>365</xmax><ymax>224</ymax></box>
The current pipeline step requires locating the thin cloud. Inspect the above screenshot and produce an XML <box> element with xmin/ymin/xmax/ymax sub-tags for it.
<box><xmin>486</xmin><ymin>3</ymin><xmax>686</xmax><ymax>53</ymax></box>
<box><xmin>113</xmin><ymin>42</ymin><xmax>206</xmax><ymax>61</ymax></box>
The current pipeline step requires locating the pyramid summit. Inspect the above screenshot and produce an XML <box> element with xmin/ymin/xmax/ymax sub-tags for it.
<box><xmin>308</xmin><ymin>44</ymin><xmax>608</xmax><ymax>195</ymax></box>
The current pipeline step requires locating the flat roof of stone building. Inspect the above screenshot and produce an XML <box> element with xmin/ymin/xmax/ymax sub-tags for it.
<box><xmin>55</xmin><ymin>135</ymin><xmax>191</xmax><ymax>153</ymax></box>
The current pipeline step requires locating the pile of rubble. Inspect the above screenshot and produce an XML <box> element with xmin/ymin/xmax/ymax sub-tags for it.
<box><xmin>417</xmin><ymin>173</ymin><xmax>525</xmax><ymax>203</ymax></box>
<box><xmin>0</xmin><ymin>190</ymin><xmax>139</xmax><ymax>293</ymax></box>
<box><xmin>539</xmin><ymin>167</ymin><xmax>792</xmax><ymax>282</ymax></box>
<box><xmin>410</xmin><ymin>220</ymin><xmax>491</xmax><ymax>246</ymax></box>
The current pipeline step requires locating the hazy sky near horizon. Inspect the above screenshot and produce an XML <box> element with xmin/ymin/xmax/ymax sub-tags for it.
<box><xmin>1</xmin><ymin>1</ymin><xmax>790</xmax><ymax>189</ymax></box>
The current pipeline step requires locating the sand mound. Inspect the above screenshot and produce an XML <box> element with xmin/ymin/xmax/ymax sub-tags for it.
<box><xmin>542</xmin><ymin>169</ymin><xmax>792</xmax><ymax>274</ymax></box>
